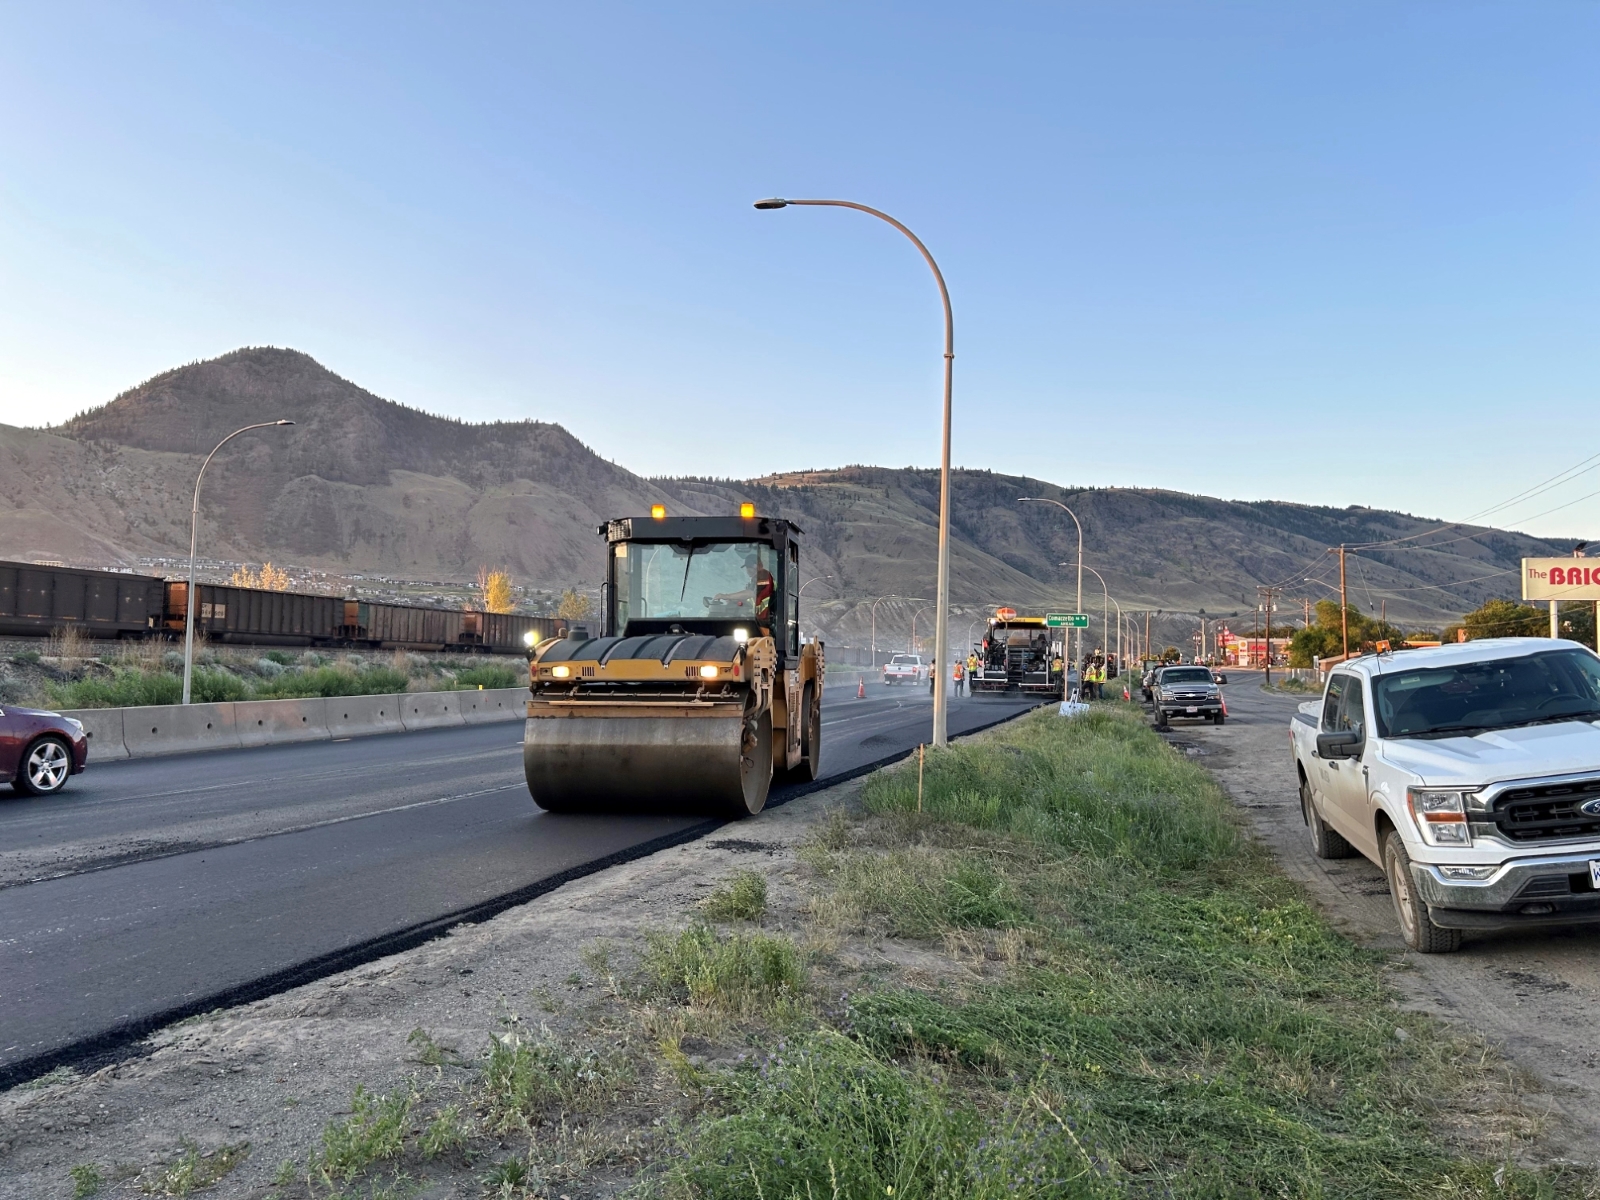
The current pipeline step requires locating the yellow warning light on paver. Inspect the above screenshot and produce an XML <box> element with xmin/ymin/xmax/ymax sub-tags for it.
<box><xmin>740</xmin><ymin>502</ymin><xmax>755</xmax><ymax>518</ymax></box>
<box><xmin>651</xmin><ymin>504</ymin><xmax>666</xmax><ymax>519</ymax></box>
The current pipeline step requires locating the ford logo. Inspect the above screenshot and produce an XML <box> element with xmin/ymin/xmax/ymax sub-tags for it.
<box><xmin>1581</xmin><ymin>798</ymin><xmax>1600</xmax><ymax>817</ymax></box>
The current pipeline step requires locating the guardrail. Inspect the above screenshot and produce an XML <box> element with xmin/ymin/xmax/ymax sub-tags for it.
<box><xmin>62</xmin><ymin>687</ymin><xmax>529</xmax><ymax>762</ymax></box>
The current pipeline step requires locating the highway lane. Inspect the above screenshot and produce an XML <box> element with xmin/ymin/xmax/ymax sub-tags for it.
<box><xmin>0</xmin><ymin>682</ymin><xmax>1038</xmax><ymax>1079</ymax></box>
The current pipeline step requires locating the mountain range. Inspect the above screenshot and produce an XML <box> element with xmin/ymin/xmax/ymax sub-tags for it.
<box><xmin>1</xmin><ymin>347</ymin><xmax>1566</xmax><ymax>648</ymax></box>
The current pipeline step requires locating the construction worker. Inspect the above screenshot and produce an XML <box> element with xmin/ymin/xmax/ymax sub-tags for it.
<box><xmin>967</xmin><ymin>649</ymin><xmax>980</xmax><ymax>691</ymax></box>
<box><xmin>952</xmin><ymin>657</ymin><xmax>964</xmax><ymax>697</ymax></box>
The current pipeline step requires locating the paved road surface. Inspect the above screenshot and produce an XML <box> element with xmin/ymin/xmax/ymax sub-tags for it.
<box><xmin>0</xmin><ymin>681</ymin><xmax>1037</xmax><ymax>1080</ymax></box>
<box><xmin>1179</xmin><ymin>672</ymin><xmax>1600</xmax><ymax>1158</ymax></box>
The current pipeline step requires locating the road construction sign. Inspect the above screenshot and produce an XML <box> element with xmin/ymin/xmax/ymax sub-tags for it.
<box><xmin>1046</xmin><ymin>613</ymin><xmax>1089</xmax><ymax>628</ymax></box>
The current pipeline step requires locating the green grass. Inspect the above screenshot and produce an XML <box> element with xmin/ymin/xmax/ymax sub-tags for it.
<box><xmin>137</xmin><ymin>1140</ymin><xmax>248</xmax><ymax>1196</ymax></box>
<box><xmin>69</xmin><ymin>1163</ymin><xmax>102</xmax><ymax>1198</ymax></box>
<box><xmin>306</xmin><ymin>1085</ymin><xmax>414</xmax><ymax>1186</ymax></box>
<box><xmin>642</xmin><ymin>924</ymin><xmax>806</xmax><ymax>1016</ymax></box>
<box><xmin>699</xmin><ymin>870</ymin><xmax>768</xmax><ymax>921</ymax></box>
<box><xmin>479</xmin><ymin>1031</ymin><xmax>630</xmax><ymax>1134</ymax></box>
<box><xmin>665</xmin><ymin>708</ymin><xmax>1581</xmax><ymax>1200</ymax></box>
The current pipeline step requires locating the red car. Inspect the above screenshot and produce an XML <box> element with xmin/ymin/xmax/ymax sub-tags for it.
<box><xmin>3</xmin><ymin>707</ymin><xmax>88</xmax><ymax>795</ymax></box>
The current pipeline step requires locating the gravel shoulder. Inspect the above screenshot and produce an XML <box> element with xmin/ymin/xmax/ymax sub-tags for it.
<box><xmin>1185</xmin><ymin>673</ymin><xmax>1600</xmax><ymax>1163</ymax></box>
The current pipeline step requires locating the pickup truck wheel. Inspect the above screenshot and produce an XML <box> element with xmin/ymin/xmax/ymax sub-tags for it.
<box><xmin>1302</xmin><ymin>777</ymin><xmax>1354</xmax><ymax>859</ymax></box>
<box><xmin>1383</xmin><ymin>831</ymin><xmax>1461</xmax><ymax>953</ymax></box>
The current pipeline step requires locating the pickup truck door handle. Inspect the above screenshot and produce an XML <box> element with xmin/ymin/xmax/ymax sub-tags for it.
<box><xmin>1327</xmin><ymin>761</ymin><xmax>1339</xmax><ymax>771</ymax></box>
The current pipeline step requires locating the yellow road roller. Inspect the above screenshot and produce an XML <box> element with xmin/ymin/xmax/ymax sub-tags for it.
<box><xmin>524</xmin><ymin>507</ymin><xmax>824</xmax><ymax>817</ymax></box>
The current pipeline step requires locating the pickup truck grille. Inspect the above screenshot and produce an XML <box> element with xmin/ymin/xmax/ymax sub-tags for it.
<box><xmin>1166</xmin><ymin>691</ymin><xmax>1212</xmax><ymax>702</ymax></box>
<box><xmin>1490</xmin><ymin>778</ymin><xmax>1600</xmax><ymax>842</ymax></box>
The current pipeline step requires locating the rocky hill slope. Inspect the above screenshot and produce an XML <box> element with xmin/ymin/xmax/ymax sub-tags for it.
<box><xmin>1</xmin><ymin>347</ymin><xmax>1564</xmax><ymax>640</ymax></box>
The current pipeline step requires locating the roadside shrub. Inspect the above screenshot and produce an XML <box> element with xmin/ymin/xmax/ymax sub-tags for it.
<box><xmin>642</xmin><ymin>924</ymin><xmax>804</xmax><ymax>1014</ymax></box>
<box><xmin>700</xmin><ymin>870</ymin><xmax>768</xmax><ymax>921</ymax></box>
<box><xmin>479</xmin><ymin>1032</ymin><xmax>628</xmax><ymax>1133</ymax></box>
<box><xmin>50</xmin><ymin>668</ymin><xmax>181</xmax><ymax>709</ymax></box>
<box><xmin>190</xmin><ymin>666</ymin><xmax>248</xmax><ymax>703</ymax></box>
<box><xmin>308</xmin><ymin>1085</ymin><xmax>412</xmax><ymax>1185</ymax></box>
<box><xmin>14</xmin><ymin>648</ymin><xmax>40</xmax><ymax>665</ymax></box>
<box><xmin>253</xmin><ymin>665</ymin><xmax>409</xmax><ymax>699</ymax></box>
<box><xmin>819</xmin><ymin>848</ymin><xmax>1029</xmax><ymax>938</ymax></box>
<box><xmin>452</xmin><ymin>661</ymin><xmax>520</xmax><ymax>689</ymax></box>
<box><xmin>263</xmin><ymin>649</ymin><xmax>295</xmax><ymax>665</ymax></box>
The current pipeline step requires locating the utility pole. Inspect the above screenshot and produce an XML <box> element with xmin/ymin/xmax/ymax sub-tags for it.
<box><xmin>1338</xmin><ymin>545</ymin><xmax>1349</xmax><ymax>660</ymax></box>
<box><xmin>1258</xmin><ymin>585</ymin><xmax>1276</xmax><ymax>685</ymax></box>
<box><xmin>1303</xmin><ymin>597</ymin><xmax>1311</xmax><ymax>629</ymax></box>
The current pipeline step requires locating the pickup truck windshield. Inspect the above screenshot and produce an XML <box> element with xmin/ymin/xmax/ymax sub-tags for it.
<box><xmin>1161</xmin><ymin>668</ymin><xmax>1213</xmax><ymax>684</ymax></box>
<box><xmin>1373</xmin><ymin>648</ymin><xmax>1600</xmax><ymax>739</ymax></box>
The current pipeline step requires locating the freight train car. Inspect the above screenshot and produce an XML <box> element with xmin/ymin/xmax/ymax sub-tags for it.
<box><xmin>165</xmin><ymin>582</ymin><xmax>342</xmax><ymax>646</ymax></box>
<box><xmin>0</xmin><ymin>559</ymin><xmax>563</xmax><ymax>653</ymax></box>
<box><xmin>0</xmin><ymin>561</ymin><xmax>165</xmax><ymax>638</ymax></box>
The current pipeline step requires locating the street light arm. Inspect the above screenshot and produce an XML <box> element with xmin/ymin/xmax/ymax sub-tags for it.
<box><xmin>758</xmin><ymin>200</ymin><xmax>953</xmax><ymax>355</ymax></box>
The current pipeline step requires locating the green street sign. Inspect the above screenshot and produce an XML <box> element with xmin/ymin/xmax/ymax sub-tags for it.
<box><xmin>1046</xmin><ymin>613</ymin><xmax>1089</xmax><ymax>628</ymax></box>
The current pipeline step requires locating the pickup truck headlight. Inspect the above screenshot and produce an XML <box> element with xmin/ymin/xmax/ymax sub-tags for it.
<box><xmin>1407</xmin><ymin>788</ymin><xmax>1472</xmax><ymax>847</ymax></box>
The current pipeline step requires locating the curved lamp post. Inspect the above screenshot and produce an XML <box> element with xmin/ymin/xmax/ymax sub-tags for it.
<box><xmin>868</xmin><ymin>594</ymin><xmax>928</xmax><ymax>670</ymax></box>
<box><xmin>799</xmin><ymin>574</ymin><xmax>833</xmax><ymax>643</ymax></box>
<box><xmin>1078</xmin><ymin>564</ymin><xmax>1123</xmax><ymax>679</ymax></box>
<box><xmin>755</xmin><ymin>197</ymin><xmax>955</xmax><ymax>743</ymax></box>
<box><xmin>1019</xmin><ymin>497</ymin><xmax>1083</xmax><ymax>665</ymax></box>
<box><xmin>182</xmin><ymin>421</ymin><xmax>294</xmax><ymax>704</ymax></box>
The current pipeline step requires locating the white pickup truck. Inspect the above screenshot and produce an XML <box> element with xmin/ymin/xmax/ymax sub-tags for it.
<box><xmin>1289</xmin><ymin>638</ymin><xmax>1600</xmax><ymax>952</ymax></box>
<box><xmin>881</xmin><ymin>654</ymin><xmax>925</xmax><ymax>686</ymax></box>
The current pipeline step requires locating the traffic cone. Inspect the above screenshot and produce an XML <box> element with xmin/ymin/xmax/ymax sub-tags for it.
<box><xmin>857</xmin><ymin>676</ymin><xmax>866</xmax><ymax>700</ymax></box>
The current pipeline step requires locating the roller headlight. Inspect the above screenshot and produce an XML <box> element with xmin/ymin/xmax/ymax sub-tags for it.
<box><xmin>699</xmin><ymin>665</ymin><xmax>720</xmax><ymax>678</ymax></box>
<box><xmin>733</xmin><ymin>628</ymin><xmax>749</xmax><ymax>644</ymax></box>
<box><xmin>523</xmin><ymin>630</ymin><xmax>537</xmax><ymax>647</ymax></box>
<box><xmin>551</xmin><ymin>665</ymin><xmax>571</xmax><ymax>679</ymax></box>
<box><xmin>1407</xmin><ymin>788</ymin><xmax>1472</xmax><ymax>847</ymax></box>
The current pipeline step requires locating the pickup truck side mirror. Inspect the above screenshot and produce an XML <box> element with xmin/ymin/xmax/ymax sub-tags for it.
<box><xmin>1316</xmin><ymin>728</ymin><xmax>1364</xmax><ymax>759</ymax></box>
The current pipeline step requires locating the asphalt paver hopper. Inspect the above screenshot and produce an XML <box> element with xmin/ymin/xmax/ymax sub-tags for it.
<box><xmin>524</xmin><ymin>508</ymin><xmax>824</xmax><ymax>817</ymax></box>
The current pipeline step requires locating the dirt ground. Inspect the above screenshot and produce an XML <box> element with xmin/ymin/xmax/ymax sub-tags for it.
<box><xmin>1182</xmin><ymin>674</ymin><xmax>1600</xmax><ymax>1165</ymax></box>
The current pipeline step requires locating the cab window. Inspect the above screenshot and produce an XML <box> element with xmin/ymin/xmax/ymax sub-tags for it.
<box><xmin>1321</xmin><ymin>675</ymin><xmax>1347</xmax><ymax>730</ymax></box>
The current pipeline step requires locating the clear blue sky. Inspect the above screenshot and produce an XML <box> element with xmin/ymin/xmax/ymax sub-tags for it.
<box><xmin>2</xmin><ymin>3</ymin><xmax>1595</xmax><ymax>536</ymax></box>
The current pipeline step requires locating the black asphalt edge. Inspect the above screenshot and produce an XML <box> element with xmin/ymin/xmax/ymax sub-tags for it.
<box><xmin>0</xmin><ymin>700</ymin><xmax>1043</xmax><ymax>1092</ymax></box>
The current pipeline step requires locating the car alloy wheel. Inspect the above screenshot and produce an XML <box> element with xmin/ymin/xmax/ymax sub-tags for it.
<box><xmin>24</xmin><ymin>738</ymin><xmax>70</xmax><ymax>794</ymax></box>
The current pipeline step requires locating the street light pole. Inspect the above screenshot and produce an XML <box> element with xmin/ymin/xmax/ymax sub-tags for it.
<box><xmin>182</xmin><ymin>420</ymin><xmax>294</xmax><ymax>704</ymax></box>
<box><xmin>1019</xmin><ymin>497</ymin><xmax>1083</xmax><ymax>665</ymax></box>
<box><xmin>756</xmin><ymin>197</ymin><xmax>955</xmax><ymax>745</ymax></box>
<box><xmin>1080</xmin><ymin>564</ymin><xmax>1122</xmax><ymax>678</ymax></box>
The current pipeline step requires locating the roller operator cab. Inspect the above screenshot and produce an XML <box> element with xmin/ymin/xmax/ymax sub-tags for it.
<box><xmin>523</xmin><ymin>511</ymin><xmax>825</xmax><ymax>818</ymax></box>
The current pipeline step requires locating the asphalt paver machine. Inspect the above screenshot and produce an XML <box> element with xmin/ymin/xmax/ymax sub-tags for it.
<box><xmin>524</xmin><ymin>508</ymin><xmax>824</xmax><ymax>817</ymax></box>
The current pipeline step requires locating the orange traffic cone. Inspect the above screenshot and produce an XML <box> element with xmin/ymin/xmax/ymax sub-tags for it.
<box><xmin>857</xmin><ymin>676</ymin><xmax>866</xmax><ymax>700</ymax></box>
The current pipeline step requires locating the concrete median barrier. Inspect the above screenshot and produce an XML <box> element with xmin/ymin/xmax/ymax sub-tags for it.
<box><xmin>60</xmin><ymin>707</ymin><xmax>130</xmax><ymax>762</ymax></box>
<box><xmin>460</xmin><ymin>687</ymin><xmax>528</xmax><ymax>724</ymax></box>
<box><xmin>122</xmin><ymin>702</ymin><xmax>242</xmax><ymax>758</ymax></box>
<box><xmin>325</xmin><ymin>694</ymin><xmax>406</xmax><ymax>739</ymax></box>
<box><xmin>235</xmin><ymin>698</ymin><xmax>331</xmax><ymax>748</ymax></box>
<box><xmin>401</xmin><ymin>691</ymin><xmax>466</xmax><ymax>731</ymax></box>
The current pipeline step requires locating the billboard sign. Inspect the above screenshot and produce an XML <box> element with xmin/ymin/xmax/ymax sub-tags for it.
<box><xmin>1522</xmin><ymin>558</ymin><xmax>1600</xmax><ymax>601</ymax></box>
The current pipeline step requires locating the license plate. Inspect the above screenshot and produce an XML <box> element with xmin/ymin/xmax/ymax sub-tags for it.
<box><xmin>1186</xmin><ymin>706</ymin><xmax>1198</xmax><ymax>714</ymax></box>
<box><xmin>1591</xmin><ymin>860</ymin><xmax>1600</xmax><ymax>890</ymax></box>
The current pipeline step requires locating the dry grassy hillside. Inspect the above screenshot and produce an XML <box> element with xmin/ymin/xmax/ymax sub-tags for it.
<box><xmin>0</xmin><ymin>347</ymin><xmax>1565</xmax><ymax>643</ymax></box>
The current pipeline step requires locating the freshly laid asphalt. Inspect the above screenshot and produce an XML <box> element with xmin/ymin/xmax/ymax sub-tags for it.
<box><xmin>0</xmin><ymin>679</ymin><xmax>1039</xmax><ymax>1082</ymax></box>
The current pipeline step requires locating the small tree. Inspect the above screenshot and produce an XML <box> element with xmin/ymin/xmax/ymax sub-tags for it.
<box><xmin>1460</xmin><ymin>598</ymin><xmax>1547</xmax><ymax>640</ymax></box>
<box><xmin>476</xmin><ymin>567</ymin><xmax>515</xmax><ymax>614</ymax></box>
<box><xmin>1161</xmin><ymin>646</ymin><xmax>1181</xmax><ymax>664</ymax></box>
<box><xmin>557</xmin><ymin>589</ymin><xmax>593</xmax><ymax>622</ymax></box>
<box><xmin>228</xmin><ymin>564</ymin><xmax>258</xmax><ymax>588</ymax></box>
<box><xmin>258</xmin><ymin>562</ymin><xmax>290</xmax><ymax>591</ymax></box>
